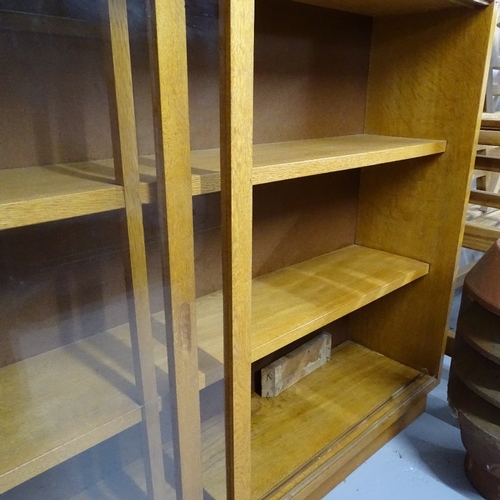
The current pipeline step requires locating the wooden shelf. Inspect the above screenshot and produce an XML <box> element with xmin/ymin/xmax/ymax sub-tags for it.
<box><xmin>251</xmin><ymin>341</ymin><xmax>434</xmax><ymax>499</ymax></box>
<box><xmin>191</xmin><ymin>134</ymin><xmax>446</xmax><ymax>195</ymax></box>
<box><xmin>463</xmin><ymin>222</ymin><xmax>500</xmax><ymax>252</ymax></box>
<box><xmin>0</xmin><ymin>135</ymin><xmax>443</xmax><ymax>230</ymax></box>
<box><xmin>197</xmin><ymin>245</ymin><xmax>428</xmax><ymax>362</ymax></box>
<box><xmin>19</xmin><ymin>342</ymin><xmax>433</xmax><ymax>500</ymax></box>
<box><xmin>65</xmin><ymin>412</ymin><xmax>226</xmax><ymax>500</ymax></box>
<box><xmin>482</xmin><ymin>112</ymin><xmax>500</xmax><ymax>130</ymax></box>
<box><xmin>453</xmin><ymin>336</ymin><xmax>500</xmax><ymax>410</ymax></box>
<box><xmin>0</xmin><ymin>311</ymin><xmax>223</xmax><ymax>494</ymax></box>
<box><xmin>292</xmin><ymin>0</ymin><xmax>491</xmax><ymax>17</ymax></box>
<box><xmin>459</xmin><ymin>303</ymin><xmax>500</xmax><ymax>364</ymax></box>
<box><xmin>0</xmin><ymin>160</ymin><xmax>156</xmax><ymax>230</ymax></box>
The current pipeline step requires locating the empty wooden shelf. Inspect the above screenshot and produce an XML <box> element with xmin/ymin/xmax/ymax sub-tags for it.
<box><xmin>0</xmin><ymin>160</ymin><xmax>155</xmax><ymax>230</ymax></box>
<box><xmin>0</xmin><ymin>309</ymin><xmax>224</xmax><ymax>494</ymax></box>
<box><xmin>190</xmin><ymin>134</ymin><xmax>446</xmax><ymax>195</ymax></box>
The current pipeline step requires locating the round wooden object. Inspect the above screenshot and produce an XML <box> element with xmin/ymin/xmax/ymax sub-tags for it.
<box><xmin>452</xmin><ymin>335</ymin><xmax>500</xmax><ymax>409</ymax></box>
<box><xmin>465</xmin><ymin>239</ymin><xmax>500</xmax><ymax>315</ymax></box>
<box><xmin>459</xmin><ymin>302</ymin><xmax>500</xmax><ymax>365</ymax></box>
<box><xmin>465</xmin><ymin>454</ymin><xmax>500</xmax><ymax>500</ymax></box>
<box><xmin>449</xmin><ymin>377</ymin><xmax>500</xmax><ymax>476</ymax></box>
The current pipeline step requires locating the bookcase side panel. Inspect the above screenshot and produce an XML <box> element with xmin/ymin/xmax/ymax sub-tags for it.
<box><xmin>352</xmin><ymin>6</ymin><xmax>496</xmax><ymax>375</ymax></box>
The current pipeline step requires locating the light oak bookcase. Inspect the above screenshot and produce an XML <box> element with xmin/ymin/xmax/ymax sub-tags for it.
<box><xmin>0</xmin><ymin>0</ymin><xmax>496</xmax><ymax>499</ymax></box>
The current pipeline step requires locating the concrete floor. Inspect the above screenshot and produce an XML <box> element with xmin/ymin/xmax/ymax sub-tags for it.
<box><xmin>323</xmin><ymin>356</ymin><xmax>483</xmax><ymax>500</ymax></box>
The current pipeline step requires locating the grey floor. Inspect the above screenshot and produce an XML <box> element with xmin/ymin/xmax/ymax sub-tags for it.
<box><xmin>323</xmin><ymin>355</ymin><xmax>483</xmax><ymax>499</ymax></box>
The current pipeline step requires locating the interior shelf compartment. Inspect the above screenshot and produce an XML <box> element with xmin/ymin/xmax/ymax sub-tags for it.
<box><xmin>251</xmin><ymin>341</ymin><xmax>434</xmax><ymax>499</ymax></box>
<box><xmin>54</xmin><ymin>412</ymin><xmax>227</xmax><ymax>500</ymax></box>
<box><xmin>4</xmin><ymin>343</ymin><xmax>434</xmax><ymax>500</ymax></box>
<box><xmin>0</xmin><ymin>134</ymin><xmax>443</xmax><ymax>230</ymax></box>
<box><xmin>190</xmin><ymin>134</ymin><xmax>446</xmax><ymax>196</ymax></box>
<box><xmin>458</xmin><ymin>302</ymin><xmax>500</xmax><ymax>364</ymax></box>
<box><xmin>197</xmin><ymin>244</ymin><xmax>429</xmax><ymax>362</ymax></box>
<box><xmin>0</xmin><ymin>311</ymin><xmax>223</xmax><ymax>494</ymax></box>
<box><xmin>292</xmin><ymin>0</ymin><xmax>490</xmax><ymax>17</ymax></box>
<box><xmin>197</xmin><ymin>245</ymin><xmax>429</xmax><ymax>363</ymax></box>
<box><xmin>196</xmin><ymin>243</ymin><xmax>427</xmax><ymax>370</ymax></box>
<box><xmin>0</xmin><ymin>160</ymin><xmax>155</xmax><ymax>230</ymax></box>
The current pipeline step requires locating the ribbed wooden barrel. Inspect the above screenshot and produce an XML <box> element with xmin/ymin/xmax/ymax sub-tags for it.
<box><xmin>448</xmin><ymin>240</ymin><xmax>500</xmax><ymax>500</ymax></box>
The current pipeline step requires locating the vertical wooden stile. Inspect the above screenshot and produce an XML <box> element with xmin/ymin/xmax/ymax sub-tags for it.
<box><xmin>219</xmin><ymin>0</ymin><xmax>255</xmax><ymax>498</ymax></box>
<box><xmin>146</xmin><ymin>0</ymin><xmax>204</xmax><ymax>498</ymax></box>
<box><xmin>105</xmin><ymin>1</ymin><xmax>166</xmax><ymax>499</ymax></box>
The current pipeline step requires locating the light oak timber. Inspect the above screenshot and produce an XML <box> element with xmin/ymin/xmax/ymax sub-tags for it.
<box><xmin>0</xmin><ymin>322</ymin><xmax>164</xmax><ymax>494</ymax></box>
<box><xmin>454</xmin><ymin>259</ymin><xmax>478</xmax><ymax>290</ymax></box>
<box><xmin>0</xmin><ymin>10</ymin><xmax>100</xmax><ymax>38</ymax></box>
<box><xmin>147</xmin><ymin>0</ymin><xmax>204</xmax><ymax>497</ymax></box>
<box><xmin>251</xmin><ymin>341</ymin><xmax>434</xmax><ymax>499</ymax></box>
<box><xmin>475</xmin><ymin>153</ymin><xmax>500</xmax><ymax>172</ymax></box>
<box><xmin>289</xmin><ymin>396</ymin><xmax>427</xmax><ymax>500</ymax></box>
<box><xmin>66</xmin><ymin>412</ymin><xmax>227</xmax><ymax>500</ymax></box>
<box><xmin>250</xmin><ymin>244</ymin><xmax>428</xmax><ymax>361</ymax></box>
<box><xmin>193</xmin><ymin>245</ymin><xmax>427</xmax><ymax>363</ymax></box>
<box><xmin>453</xmin><ymin>336</ymin><xmax>500</xmax><ymax>409</ymax></box>
<box><xmin>479</xmin><ymin>130</ymin><xmax>500</xmax><ymax>146</ymax></box>
<box><xmin>463</xmin><ymin>222</ymin><xmax>500</xmax><ymax>252</ymax></box>
<box><xmin>189</xmin><ymin>135</ymin><xmax>445</xmax><ymax>194</ymax></box>
<box><xmin>105</xmin><ymin>0</ymin><xmax>166</xmax><ymax>497</ymax></box>
<box><xmin>0</xmin><ymin>135</ymin><xmax>442</xmax><ymax>230</ymax></box>
<box><xmin>293</xmin><ymin>0</ymin><xmax>491</xmax><ymax>17</ymax></box>
<box><xmin>0</xmin><ymin>160</ymin><xmax>155</xmax><ymax>230</ymax></box>
<box><xmin>249</xmin><ymin>135</ymin><xmax>445</xmax><ymax>185</ymax></box>
<box><xmin>458</xmin><ymin>302</ymin><xmax>500</xmax><ymax>364</ymax></box>
<box><xmin>219</xmin><ymin>0</ymin><xmax>255</xmax><ymax>497</ymax></box>
<box><xmin>482</xmin><ymin>112</ymin><xmax>500</xmax><ymax>130</ymax></box>
<box><xmin>62</xmin><ymin>344</ymin><xmax>433</xmax><ymax>500</ymax></box>
<box><xmin>0</xmin><ymin>309</ymin><xmax>224</xmax><ymax>494</ymax></box>
<box><xmin>353</xmin><ymin>5</ymin><xmax>496</xmax><ymax>375</ymax></box>
<box><xmin>469</xmin><ymin>189</ymin><xmax>500</xmax><ymax>210</ymax></box>
<box><xmin>0</xmin><ymin>240</ymin><xmax>427</xmax><ymax>490</ymax></box>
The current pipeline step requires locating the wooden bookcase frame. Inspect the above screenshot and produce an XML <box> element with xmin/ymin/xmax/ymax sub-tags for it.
<box><xmin>218</xmin><ymin>1</ymin><xmax>497</xmax><ymax>499</ymax></box>
<box><xmin>0</xmin><ymin>1</ymin><xmax>496</xmax><ymax>500</ymax></box>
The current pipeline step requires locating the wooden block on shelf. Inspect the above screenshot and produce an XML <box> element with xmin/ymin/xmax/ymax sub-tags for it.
<box><xmin>260</xmin><ymin>332</ymin><xmax>332</xmax><ymax>398</ymax></box>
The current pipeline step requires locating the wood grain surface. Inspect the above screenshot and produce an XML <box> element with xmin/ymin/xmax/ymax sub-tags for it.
<box><xmin>190</xmin><ymin>135</ymin><xmax>445</xmax><ymax>194</ymax></box>
<box><xmin>353</xmin><ymin>4</ymin><xmax>496</xmax><ymax>376</ymax></box>
<box><xmin>463</xmin><ymin>222</ymin><xmax>500</xmax><ymax>252</ymax></box>
<box><xmin>0</xmin><ymin>160</ymin><xmax>154</xmax><ymax>230</ymax></box>
<box><xmin>105</xmin><ymin>0</ymin><xmax>166</xmax><ymax>497</ymax></box>
<box><xmin>147</xmin><ymin>0</ymin><xmax>204</xmax><ymax>496</ymax></box>
<box><xmin>251</xmin><ymin>341</ymin><xmax>432</xmax><ymax>499</ymax></box>
<box><xmin>219</xmin><ymin>0</ymin><xmax>255</xmax><ymax>497</ymax></box>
